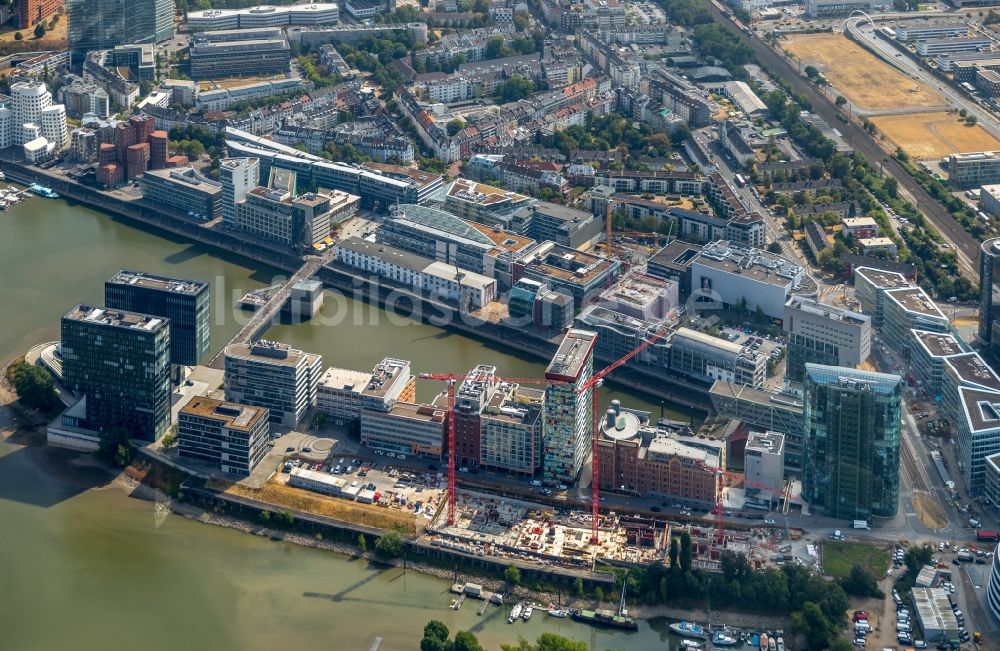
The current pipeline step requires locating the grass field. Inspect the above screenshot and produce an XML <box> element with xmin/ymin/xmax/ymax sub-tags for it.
<box><xmin>782</xmin><ymin>33</ymin><xmax>943</xmax><ymax>111</ymax></box>
<box><xmin>224</xmin><ymin>480</ymin><xmax>420</xmax><ymax>535</ymax></box>
<box><xmin>870</xmin><ymin>111</ymin><xmax>1000</xmax><ymax>159</ymax></box>
<box><xmin>823</xmin><ymin>540</ymin><xmax>890</xmax><ymax>580</ymax></box>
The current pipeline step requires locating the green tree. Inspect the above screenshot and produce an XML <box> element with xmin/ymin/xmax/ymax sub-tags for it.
<box><xmin>592</xmin><ymin>586</ymin><xmax>604</xmax><ymax>602</ymax></box>
<box><xmin>494</xmin><ymin>76</ymin><xmax>535</xmax><ymax>103</ymax></box>
<box><xmin>835</xmin><ymin>95</ymin><xmax>846</xmax><ymax>107</ymax></box>
<box><xmin>841</xmin><ymin>562</ymin><xmax>881</xmax><ymax>598</ymax></box>
<box><xmin>33</xmin><ymin>22</ymin><xmax>45</xmax><ymax>38</ymax></box>
<box><xmin>357</xmin><ymin>533</ymin><xmax>367</xmax><ymax>554</ymax></box>
<box><xmin>452</xmin><ymin>631</ymin><xmax>483</xmax><ymax>651</ymax></box>
<box><xmin>680</xmin><ymin>532</ymin><xmax>692</xmax><ymax>572</ymax></box>
<box><xmin>767</xmin><ymin>242</ymin><xmax>783</xmax><ymax>254</ymax></box>
<box><xmin>447</xmin><ymin>119</ymin><xmax>466</xmax><ymax>136</ymax></box>
<box><xmin>98</xmin><ymin>427</ymin><xmax>133</xmax><ymax>468</ymax></box>
<box><xmin>504</xmin><ymin>564</ymin><xmax>522</xmax><ymax>588</ymax></box>
<box><xmin>573</xmin><ymin>576</ymin><xmax>584</xmax><ymax>597</ymax></box>
<box><xmin>966</xmin><ymin>115</ymin><xmax>978</xmax><ymax>126</ymax></box>
<box><xmin>160</xmin><ymin>432</ymin><xmax>177</xmax><ymax>449</ymax></box>
<box><xmin>374</xmin><ymin>531</ymin><xmax>404</xmax><ymax>558</ymax></box>
<box><xmin>421</xmin><ymin>620</ymin><xmax>450</xmax><ymax>651</ymax></box>
<box><xmin>14</xmin><ymin>31</ymin><xmax>22</xmax><ymax>41</ymax></box>
<box><xmin>669</xmin><ymin>536</ymin><xmax>679</xmax><ymax>569</ymax></box>
<box><xmin>8</xmin><ymin>360</ymin><xmax>57</xmax><ymax>411</ymax></box>
<box><xmin>502</xmin><ymin>633</ymin><xmax>589</xmax><ymax>651</ymax></box>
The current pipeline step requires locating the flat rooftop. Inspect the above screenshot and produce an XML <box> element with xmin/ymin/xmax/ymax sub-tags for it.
<box><xmin>602</xmin><ymin>273</ymin><xmax>674</xmax><ymax>308</ymax></box>
<box><xmin>945</xmin><ymin>352</ymin><xmax>1000</xmax><ymax>391</ymax></box>
<box><xmin>911</xmin><ymin>587</ymin><xmax>960</xmax><ymax>632</ymax></box>
<box><xmin>673</xmin><ymin>326</ymin><xmax>744</xmax><ymax>355</ymax></box>
<box><xmin>64</xmin><ymin>305</ymin><xmax>168</xmax><ymax>333</ymax></box>
<box><xmin>885</xmin><ymin>287</ymin><xmax>947</xmax><ymax>320</ymax></box>
<box><xmin>361</xmin><ymin>162</ymin><xmax>441</xmax><ymax>189</ymax></box>
<box><xmin>446</xmin><ymin>178</ymin><xmax>532</xmax><ymax>208</ymax></box>
<box><xmin>181</xmin><ymin>396</ymin><xmax>267</xmax><ymax>432</ymax></box>
<box><xmin>522</xmin><ymin>241</ymin><xmax>615</xmax><ymax>286</ymax></box>
<box><xmin>692</xmin><ymin>240</ymin><xmax>804</xmax><ymax>289</ymax></box>
<box><xmin>912</xmin><ymin>329</ymin><xmax>965</xmax><ymax>358</ymax></box>
<box><xmin>785</xmin><ymin>296</ymin><xmax>870</xmax><ymax>327</ymax></box>
<box><xmin>648</xmin><ymin>240</ymin><xmax>703</xmax><ymax>271</ymax></box>
<box><xmin>643</xmin><ymin>434</ymin><xmax>718</xmax><ymax>467</ymax></box>
<box><xmin>362</xmin><ymin>357</ymin><xmax>411</xmax><ymax>399</ymax></box>
<box><xmin>709</xmin><ymin>380</ymin><xmax>804</xmax><ymax>413</ymax></box>
<box><xmin>746</xmin><ymin>430</ymin><xmax>785</xmax><ymax>453</ymax></box>
<box><xmin>855</xmin><ymin>266</ymin><xmax>913</xmax><ymax>290</ymax></box>
<box><xmin>545</xmin><ymin>329</ymin><xmax>598</xmax><ymax>382</ymax></box>
<box><xmin>318</xmin><ymin>366</ymin><xmax>371</xmax><ymax>392</ymax></box>
<box><xmin>225</xmin><ymin>340</ymin><xmax>316</xmax><ymax>366</ymax></box>
<box><xmin>337</xmin><ymin>236</ymin><xmax>432</xmax><ymax>273</ymax></box>
<box><xmin>383</xmin><ymin>400</ymin><xmax>446</xmax><ymax>424</ymax></box>
<box><xmin>107</xmin><ymin>269</ymin><xmax>209</xmax><ymax>295</ymax></box>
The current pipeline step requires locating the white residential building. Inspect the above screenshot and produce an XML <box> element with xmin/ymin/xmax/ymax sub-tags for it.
<box><xmin>10</xmin><ymin>81</ymin><xmax>52</xmax><ymax>146</ymax></box>
<box><xmin>39</xmin><ymin>104</ymin><xmax>68</xmax><ymax>151</ymax></box>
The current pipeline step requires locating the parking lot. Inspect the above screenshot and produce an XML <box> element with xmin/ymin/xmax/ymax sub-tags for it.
<box><xmin>278</xmin><ymin>452</ymin><xmax>446</xmax><ymax>522</ymax></box>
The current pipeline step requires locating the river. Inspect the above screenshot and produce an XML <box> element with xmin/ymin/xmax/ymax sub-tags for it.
<box><xmin>0</xmin><ymin>196</ymin><xmax>703</xmax><ymax>650</ymax></box>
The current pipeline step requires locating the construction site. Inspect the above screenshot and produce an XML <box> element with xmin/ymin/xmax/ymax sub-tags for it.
<box><xmin>421</xmin><ymin>489</ymin><xmax>795</xmax><ymax>574</ymax></box>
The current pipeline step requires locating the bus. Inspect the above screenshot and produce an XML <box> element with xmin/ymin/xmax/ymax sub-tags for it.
<box><xmin>734</xmin><ymin>174</ymin><xmax>747</xmax><ymax>188</ymax></box>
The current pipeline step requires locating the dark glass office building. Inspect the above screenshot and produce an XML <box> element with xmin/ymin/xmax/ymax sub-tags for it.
<box><xmin>803</xmin><ymin>364</ymin><xmax>903</xmax><ymax>520</ymax></box>
<box><xmin>105</xmin><ymin>269</ymin><xmax>210</xmax><ymax>366</ymax></box>
<box><xmin>61</xmin><ymin>304</ymin><xmax>172</xmax><ymax>442</ymax></box>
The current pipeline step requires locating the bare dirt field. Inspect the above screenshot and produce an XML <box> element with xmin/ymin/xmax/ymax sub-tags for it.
<box><xmin>871</xmin><ymin>111</ymin><xmax>1000</xmax><ymax>159</ymax></box>
<box><xmin>782</xmin><ymin>33</ymin><xmax>943</xmax><ymax>111</ymax></box>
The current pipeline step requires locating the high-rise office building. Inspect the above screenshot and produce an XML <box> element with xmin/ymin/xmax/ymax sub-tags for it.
<box><xmin>104</xmin><ymin>269</ymin><xmax>211</xmax><ymax>366</ymax></box>
<box><xmin>543</xmin><ymin>329</ymin><xmax>597</xmax><ymax>483</ymax></box>
<box><xmin>783</xmin><ymin>296</ymin><xmax>872</xmax><ymax>382</ymax></box>
<box><xmin>220</xmin><ymin>157</ymin><xmax>260</xmax><ymax>227</ymax></box>
<box><xmin>61</xmin><ymin>304</ymin><xmax>172</xmax><ymax>441</ymax></box>
<box><xmin>67</xmin><ymin>0</ymin><xmax>173</xmax><ymax>57</ymax></box>
<box><xmin>803</xmin><ymin>364</ymin><xmax>903</xmax><ymax>521</ymax></box>
<box><xmin>979</xmin><ymin>238</ymin><xmax>1000</xmax><ymax>351</ymax></box>
<box><xmin>224</xmin><ymin>340</ymin><xmax>322</xmax><ymax>429</ymax></box>
<box><xmin>178</xmin><ymin>397</ymin><xmax>270</xmax><ymax>476</ymax></box>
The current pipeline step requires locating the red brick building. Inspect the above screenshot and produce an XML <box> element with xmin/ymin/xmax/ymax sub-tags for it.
<box><xmin>18</xmin><ymin>0</ymin><xmax>63</xmax><ymax>29</ymax></box>
<box><xmin>126</xmin><ymin>143</ymin><xmax>150</xmax><ymax>180</ymax></box>
<box><xmin>148</xmin><ymin>130</ymin><xmax>168</xmax><ymax>170</ymax></box>
<box><xmin>596</xmin><ymin>404</ymin><xmax>721</xmax><ymax>509</ymax></box>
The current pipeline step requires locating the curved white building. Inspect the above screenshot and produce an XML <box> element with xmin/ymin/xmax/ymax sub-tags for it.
<box><xmin>10</xmin><ymin>81</ymin><xmax>52</xmax><ymax>146</ymax></box>
<box><xmin>989</xmin><ymin>543</ymin><xmax>1000</xmax><ymax>622</ymax></box>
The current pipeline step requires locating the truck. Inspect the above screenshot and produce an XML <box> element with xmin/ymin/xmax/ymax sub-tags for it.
<box><xmin>976</xmin><ymin>530</ymin><xmax>1000</xmax><ymax>542</ymax></box>
<box><xmin>852</xmin><ymin>520</ymin><xmax>870</xmax><ymax>530</ymax></box>
<box><xmin>957</xmin><ymin>550</ymin><xmax>974</xmax><ymax>563</ymax></box>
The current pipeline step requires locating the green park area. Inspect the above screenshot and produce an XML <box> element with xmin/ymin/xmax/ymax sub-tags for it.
<box><xmin>823</xmin><ymin>541</ymin><xmax>890</xmax><ymax>580</ymax></box>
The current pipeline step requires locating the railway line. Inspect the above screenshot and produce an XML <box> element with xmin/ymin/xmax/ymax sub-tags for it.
<box><xmin>703</xmin><ymin>1</ymin><xmax>981</xmax><ymax>283</ymax></box>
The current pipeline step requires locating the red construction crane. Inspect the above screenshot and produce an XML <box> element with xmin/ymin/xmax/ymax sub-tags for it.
<box><xmin>575</xmin><ymin>326</ymin><xmax>668</xmax><ymax>544</ymax></box>
<box><xmin>418</xmin><ymin>371</ymin><xmax>560</xmax><ymax>526</ymax></box>
<box><xmin>696</xmin><ymin>461</ymin><xmax>785</xmax><ymax>548</ymax></box>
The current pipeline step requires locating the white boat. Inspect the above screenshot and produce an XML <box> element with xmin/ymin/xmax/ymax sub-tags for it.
<box><xmin>712</xmin><ymin>631</ymin><xmax>739</xmax><ymax>646</ymax></box>
<box><xmin>0</xmin><ymin>171</ymin><xmax>7</xmax><ymax>180</ymax></box>
<box><xmin>522</xmin><ymin>605</ymin><xmax>533</xmax><ymax>621</ymax></box>
<box><xmin>681</xmin><ymin>640</ymin><xmax>703</xmax><ymax>650</ymax></box>
<box><xmin>508</xmin><ymin>602</ymin><xmax>523</xmax><ymax>624</ymax></box>
<box><xmin>669</xmin><ymin>621</ymin><xmax>706</xmax><ymax>638</ymax></box>
<box><xmin>547</xmin><ymin>608</ymin><xmax>569</xmax><ymax>618</ymax></box>
<box><xmin>776</xmin><ymin>637</ymin><xmax>785</xmax><ymax>651</ymax></box>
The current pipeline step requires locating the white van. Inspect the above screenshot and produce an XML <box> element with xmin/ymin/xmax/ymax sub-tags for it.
<box><xmin>897</xmin><ymin>623</ymin><xmax>911</xmax><ymax>633</ymax></box>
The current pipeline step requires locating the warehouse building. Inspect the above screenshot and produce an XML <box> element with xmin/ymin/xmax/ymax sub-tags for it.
<box><xmin>911</xmin><ymin>588</ymin><xmax>960</xmax><ymax>643</ymax></box>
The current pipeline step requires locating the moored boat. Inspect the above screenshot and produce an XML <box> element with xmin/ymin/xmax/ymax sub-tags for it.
<box><xmin>712</xmin><ymin>630</ymin><xmax>739</xmax><ymax>646</ymax></box>
<box><xmin>522</xmin><ymin>605</ymin><xmax>533</xmax><ymax>621</ymax></box>
<box><xmin>668</xmin><ymin>621</ymin><xmax>706</xmax><ymax>639</ymax></box>
<box><xmin>776</xmin><ymin>636</ymin><xmax>785</xmax><ymax>651</ymax></box>
<box><xmin>570</xmin><ymin>609</ymin><xmax>639</xmax><ymax>631</ymax></box>
<box><xmin>508</xmin><ymin>602</ymin><xmax>523</xmax><ymax>623</ymax></box>
<box><xmin>547</xmin><ymin>607</ymin><xmax>569</xmax><ymax>618</ymax></box>
<box><xmin>760</xmin><ymin>633</ymin><xmax>769</xmax><ymax>649</ymax></box>
<box><xmin>681</xmin><ymin>640</ymin><xmax>703</xmax><ymax>650</ymax></box>
<box><xmin>28</xmin><ymin>183</ymin><xmax>58</xmax><ymax>198</ymax></box>
<box><xmin>751</xmin><ymin>633</ymin><xmax>760</xmax><ymax>647</ymax></box>
<box><xmin>768</xmin><ymin>636</ymin><xmax>777</xmax><ymax>651</ymax></box>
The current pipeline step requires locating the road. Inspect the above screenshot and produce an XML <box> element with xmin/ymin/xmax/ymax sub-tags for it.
<box><xmin>706</xmin><ymin>2</ymin><xmax>981</xmax><ymax>283</ymax></box>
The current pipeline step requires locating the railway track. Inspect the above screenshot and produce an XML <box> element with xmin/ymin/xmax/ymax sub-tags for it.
<box><xmin>703</xmin><ymin>3</ymin><xmax>980</xmax><ymax>283</ymax></box>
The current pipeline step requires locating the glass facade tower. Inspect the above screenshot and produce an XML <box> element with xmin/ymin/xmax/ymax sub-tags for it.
<box><xmin>803</xmin><ymin>364</ymin><xmax>903</xmax><ymax>520</ymax></box>
<box><xmin>67</xmin><ymin>0</ymin><xmax>174</xmax><ymax>56</ymax></box>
